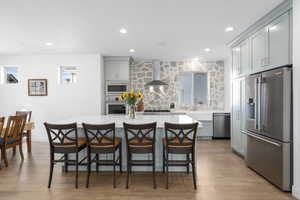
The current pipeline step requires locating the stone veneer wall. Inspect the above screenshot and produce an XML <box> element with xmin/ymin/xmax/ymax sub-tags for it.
<box><xmin>130</xmin><ymin>60</ymin><xmax>224</xmax><ymax>110</ymax></box>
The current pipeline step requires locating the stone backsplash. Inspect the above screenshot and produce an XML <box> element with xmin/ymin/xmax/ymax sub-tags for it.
<box><xmin>130</xmin><ymin>60</ymin><xmax>224</xmax><ymax>111</ymax></box>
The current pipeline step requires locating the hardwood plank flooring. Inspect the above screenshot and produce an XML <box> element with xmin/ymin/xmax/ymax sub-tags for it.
<box><xmin>0</xmin><ymin>140</ymin><xmax>295</xmax><ymax>200</ymax></box>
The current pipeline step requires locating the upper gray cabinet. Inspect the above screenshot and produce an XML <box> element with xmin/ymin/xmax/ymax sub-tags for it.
<box><xmin>268</xmin><ymin>12</ymin><xmax>290</xmax><ymax>68</ymax></box>
<box><xmin>104</xmin><ymin>56</ymin><xmax>131</xmax><ymax>81</ymax></box>
<box><xmin>230</xmin><ymin>0</ymin><xmax>292</xmax><ymax>76</ymax></box>
<box><xmin>251</xmin><ymin>12</ymin><xmax>290</xmax><ymax>73</ymax></box>
<box><xmin>251</xmin><ymin>27</ymin><xmax>269</xmax><ymax>72</ymax></box>
<box><xmin>232</xmin><ymin>39</ymin><xmax>250</xmax><ymax>78</ymax></box>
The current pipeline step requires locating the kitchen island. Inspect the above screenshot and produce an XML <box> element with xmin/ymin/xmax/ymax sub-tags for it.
<box><xmin>54</xmin><ymin>114</ymin><xmax>202</xmax><ymax>172</ymax></box>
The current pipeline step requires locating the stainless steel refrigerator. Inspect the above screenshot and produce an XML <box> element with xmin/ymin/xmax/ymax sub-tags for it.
<box><xmin>244</xmin><ymin>66</ymin><xmax>292</xmax><ymax>191</ymax></box>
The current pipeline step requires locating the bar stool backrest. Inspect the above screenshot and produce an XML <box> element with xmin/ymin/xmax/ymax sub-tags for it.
<box><xmin>123</xmin><ymin>122</ymin><xmax>156</xmax><ymax>146</ymax></box>
<box><xmin>164</xmin><ymin>122</ymin><xmax>198</xmax><ymax>147</ymax></box>
<box><xmin>44</xmin><ymin>123</ymin><xmax>78</xmax><ymax>148</ymax></box>
<box><xmin>82</xmin><ymin>123</ymin><xmax>115</xmax><ymax>147</ymax></box>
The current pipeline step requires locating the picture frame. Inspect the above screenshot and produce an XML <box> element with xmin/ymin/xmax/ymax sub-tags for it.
<box><xmin>28</xmin><ymin>79</ymin><xmax>48</xmax><ymax>96</ymax></box>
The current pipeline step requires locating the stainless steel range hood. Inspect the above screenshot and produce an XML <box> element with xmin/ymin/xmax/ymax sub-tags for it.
<box><xmin>145</xmin><ymin>60</ymin><xmax>168</xmax><ymax>87</ymax></box>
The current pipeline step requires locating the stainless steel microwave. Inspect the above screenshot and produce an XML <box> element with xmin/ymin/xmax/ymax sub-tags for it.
<box><xmin>106</xmin><ymin>81</ymin><xmax>129</xmax><ymax>95</ymax></box>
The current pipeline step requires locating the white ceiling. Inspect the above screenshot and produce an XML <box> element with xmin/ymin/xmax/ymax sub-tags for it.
<box><xmin>0</xmin><ymin>0</ymin><xmax>284</xmax><ymax>61</ymax></box>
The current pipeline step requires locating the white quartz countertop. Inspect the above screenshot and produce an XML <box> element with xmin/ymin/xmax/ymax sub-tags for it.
<box><xmin>53</xmin><ymin>114</ymin><xmax>202</xmax><ymax>128</ymax></box>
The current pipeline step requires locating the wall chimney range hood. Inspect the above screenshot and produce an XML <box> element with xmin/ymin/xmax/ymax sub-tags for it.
<box><xmin>145</xmin><ymin>60</ymin><xmax>168</xmax><ymax>87</ymax></box>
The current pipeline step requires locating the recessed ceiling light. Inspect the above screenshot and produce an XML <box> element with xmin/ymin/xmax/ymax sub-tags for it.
<box><xmin>204</xmin><ymin>48</ymin><xmax>211</xmax><ymax>52</ymax></box>
<box><xmin>45</xmin><ymin>42</ymin><xmax>53</xmax><ymax>46</ymax></box>
<box><xmin>129</xmin><ymin>49</ymin><xmax>135</xmax><ymax>53</ymax></box>
<box><xmin>120</xmin><ymin>28</ymin><xmax>127</xmax><ymax>34</ymax></box>
<box><xmin>225</xmin><ymin>26</ymin><xmax>234</xmax><ymax>32</ymax></box>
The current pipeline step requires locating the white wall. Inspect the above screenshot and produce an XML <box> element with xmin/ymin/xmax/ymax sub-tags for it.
<box><xmin>0</xmin><ymin>54</ymin><xmax>104</xmax><ymax>141</ymax></box>
<box><xmin>293</xmin><ymin>0</ymin><xmax>300</xmax><ymax>199</ymax></box>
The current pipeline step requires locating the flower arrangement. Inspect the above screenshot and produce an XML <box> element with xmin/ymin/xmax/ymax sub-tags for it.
<box><xmin>117</xmin><ymin>90</ymin><xmax>144</xmax><ymax>119</ymax></box>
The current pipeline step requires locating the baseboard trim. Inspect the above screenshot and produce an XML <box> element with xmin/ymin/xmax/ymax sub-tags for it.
<box><xmin>293</xmin><ymin>185</ymin><xmax>300</xmax><ymax>200</ymax></box>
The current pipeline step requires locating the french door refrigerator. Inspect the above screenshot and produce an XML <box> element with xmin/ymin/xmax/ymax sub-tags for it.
<box><xmin>244</xmin><ymin>66</ymin><xmax>292</xmax><ymax>191</ymax></box>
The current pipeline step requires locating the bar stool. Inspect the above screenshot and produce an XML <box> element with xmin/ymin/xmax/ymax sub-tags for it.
<box><xmin>163</xmin><ymin>122</ymin><xmax>198</xmax><ymax>189</ymax></box>
<box><xmin>82</xmin><ymin>123</ymin><xmax>122</xmax><ymax>188</ymax></box>
<box><xmin>44</xmin><ymin>122</ymin><xmax>87</xmax><ymax>188</ymax></box>
<box><xmin>123</xmin><ymin>122</ymin><xmax>157</xmax><ymax>189</ymax></box>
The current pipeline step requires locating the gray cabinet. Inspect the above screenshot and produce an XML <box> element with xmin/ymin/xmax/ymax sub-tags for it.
<box><xmin>231</xmin><ymin>78</ymin><xmax>246</xmax><ymax>155</ymax></box>
<box><xmin>104</xmin><ymin>56</ymin><xmax>131</xmax><ymax>81</ymax></box>
<box><xmin>268</xmin><ymin>12</ymin><xmax>290</xmax><ymax>68</ymax></box>
<box><xmin>232</xmin><ymin>46</ymin><xmax>241</xmax><ymax>78</ymax></box>
<box><xmin>232</xmin><ymin>39</ymin><xmax>250</xmax><ymax>78</ymax></box>
<box><xmin>251</xmin><ymin>27</ymin><xmax>269</xmax><ymax>72</ymax></box>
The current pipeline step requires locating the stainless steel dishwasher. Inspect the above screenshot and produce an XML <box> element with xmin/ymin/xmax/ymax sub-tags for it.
<box><xmin>213</xmin><ymin>113</ymin><xmax>231</xmax><ymax>139</ymax></box>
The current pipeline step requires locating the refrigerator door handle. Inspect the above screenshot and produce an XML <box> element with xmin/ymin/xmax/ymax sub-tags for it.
<box><xmin>254</xmin><ymin>77</ymin><xmax>261</xmax><ymax>130</ymax></box>
<box><xmin>245</xmin><ymin>131</ymin><xmax>282</xmax><ymax>147</ymax></box>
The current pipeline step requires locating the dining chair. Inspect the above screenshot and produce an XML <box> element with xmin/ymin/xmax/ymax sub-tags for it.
<box><xmin>0</xmin><ymin>115</ymin><xmax>26</xmax><ymax>167</ymax></box>
<box><xmin>82</xmin><ymin>123</ymin><xmax>122</xmax><ymax>188</ymax></box>
<box><xmin>123</xmin><ymin>122</ymin><xmax>157</xmax><ymax>189</ymax></box>
<box><xmin>44</xmin><ymin>122</ymin><xmax>87</xmax><ymax>188</ymax></box>
<box><xmin>16</xmin><ymin>111</ymin><xmax>32</xmax><ymax>153</ymax></box>
<box><xmin>0</xmin><ymin>117</ymin><xmax>4</xmax><ymax>137</ymax></box>
<box><xmin>163</xmin><ymin>122</ymin><xmax>198</xmax><ymax>189</ymax></box>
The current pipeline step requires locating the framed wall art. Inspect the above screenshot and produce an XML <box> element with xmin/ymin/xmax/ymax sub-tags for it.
<box><xmin>28</xmin><ymin>79</ymin><xmax>48</xmax><ymax>96</ymax></box>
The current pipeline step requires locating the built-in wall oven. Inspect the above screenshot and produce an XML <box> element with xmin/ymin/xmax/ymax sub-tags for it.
<box><xmin>106</xmin><ymin>81</ymin><xmax>128</xmax><ymax>96</ymax></box>
<box><xmin>106</xmin><ymin>103</ymin><xmax>126</xmax><ymax>115</ymax></box>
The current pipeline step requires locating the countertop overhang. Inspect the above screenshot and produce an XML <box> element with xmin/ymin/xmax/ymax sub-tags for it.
<box><xmin>53</xmin><ymin>114</ymin><xmax>202</xmax><ymax>128</ymax></box>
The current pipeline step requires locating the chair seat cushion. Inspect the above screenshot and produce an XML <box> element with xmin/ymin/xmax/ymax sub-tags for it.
<box><xmin>90</xmin><ymin>137</ymin><xmax>121</xmax><ymax>148</ymax></box>
<box><xmin>53</xmin><ymin>137</ymin><xmax>87</xmax><ymax>148</ymax></box>
<box><xmin>129</xmin><ymin>138</ymin><xmax>153</xmax><ymax>148</ymax></box>
<box><xmin>163</xmin><ymin>138</ymin><xmax>192</xmax><ymax>148</ymax></box>
<box><xmin>0</xmin><ymin>137</ymin><xmax>21</xmax><ymax>146</ymax></box>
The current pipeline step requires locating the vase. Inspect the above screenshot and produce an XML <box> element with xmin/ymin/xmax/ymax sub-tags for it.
<box><xmin>128</xmin><ymin>104</ymin><xmax>136</xmax><ymax>119</ymax></box>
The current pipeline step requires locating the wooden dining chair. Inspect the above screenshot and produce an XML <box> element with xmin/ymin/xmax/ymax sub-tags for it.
<box><xmin>44</xmin><ymin>122</ymin><xmax>87</xmax><ymax>188</ymax></box>
<box><xmin>82</xmin><ymin>123</ymin><xmax>122</xmax><ymax>188</ymax></box>
<box><xmin>123</xmin><ymin>122</ymin><xmax>157</xmax><ymax>189</ymax></box>
<box><xmin>0</xmin><ymin>117</ymin><xmax>4</xmax><ymax>138</ymax></box>
<box><xmin>163</xmin><ymin>122</ymin><xmax>198</xmax><ymax>189</ymax></box>
<box><xmin>0</xmin><ymin>115</ymin><xmax>26</xmax><ymax>167</ymax></box>
<box><xmin>16</xmin><ymin>111</ymin><xmax>32</xmax><ymax>153</ymax></box>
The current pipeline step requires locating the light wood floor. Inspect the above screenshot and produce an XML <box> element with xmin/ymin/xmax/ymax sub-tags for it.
<box><xmin>0</xmin><ymin>140</ymin><xmax>295</xmax><ymax>200</ymax></box>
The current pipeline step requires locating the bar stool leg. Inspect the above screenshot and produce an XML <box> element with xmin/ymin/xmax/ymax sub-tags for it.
<box><xmin>86</xmin><ymin>151</ymin><xmax>91</xmax><ymax>188</ymax></box>
<box><xmin>64</xmin><ymin>154</ymin><xmax>68</xmax><ymax>172</ymax></box>
<box><xmin>186</xmin><ymin>153</ymin><xmax>190</xmax><ymax>174</ymax></box>
<box><xmin>113</xmin><ymin>151</ymin><xmax>116</xmax><ymax>188</ymax></box>
<box><xmin>126</xmin><ymin>152</ymin><xmax>130</xmax><ymax>189</ymax></box>
<box><xmin>192</xmin><ymin>151</ymin><xmax>197</xmax><ymax>190</ymax></box>
<box><xmin>48</xmin><ymin>152</ymin><xmax>54</xmax><ymax>188</ymax></box>
<box><xmin>166</xmin><ymin>152</ymin><xmax>169</xmax><ymax>189</ymax></box>
<box><xmin>152</xmin><ymin>151</ymin><xmax>156</xmax><ymax>189</ymax></box>
<box><xmin>162</xmin><ymin>145</ymin><xmax>165</xmax><ymax>174</ymax></box>
<box><xmin>96</xmin><ymin>154</ymin><xmax>99</xmax><ymax>173</ymax></box>
<box><xmin>119</xmin><ymin>143</ymin><xmax>122</xmax><ymax>173</ymax></box>
<box><xmin>75</xmin><ymin>152</ymin><xmax>79</xmax><ymax>188</ymax></box>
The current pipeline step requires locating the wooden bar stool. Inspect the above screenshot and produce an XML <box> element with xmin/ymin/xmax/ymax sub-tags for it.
<box><xmin>16</xmin><ymin>111</ymin><xmax>32</xmax><ymax>153</ymax></box>
<box><xmin>0</xmin><ymin>115</ymin><xmax>26</xmax><ymax>167</ymax></box>
<box><xmin>123</xmin><ymin>122</ymin><xmax>157</xmax><ymax>189</ymax></box>
<box><xmin>163</xmin><ymin>122</ymin><xmax>198</xmax><ymax>189</ymax></box>
<box><xmin>44</xmin><ymin>122</ymin><xmax>87</xmax><ymax>188</ymax></box>
<box><xmin>82</xmin><ymin>123</ymin><xmax>122</xmax><ymax>188</ymax></box>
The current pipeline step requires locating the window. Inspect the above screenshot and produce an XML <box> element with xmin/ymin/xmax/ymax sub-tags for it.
<box><xmin>59</xmin><ymin>66</ymin><xmax>78</xmax><ymax>84</ymax></box>
<box><xmin>178</xmin><ymin>72</ymin><xmax>208</xmax><ymax>105</ymax></box>
<box><xmin>0</xmin><ymin>67</ymin><xmax>19</xmax><ymax>84</ymax></box>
